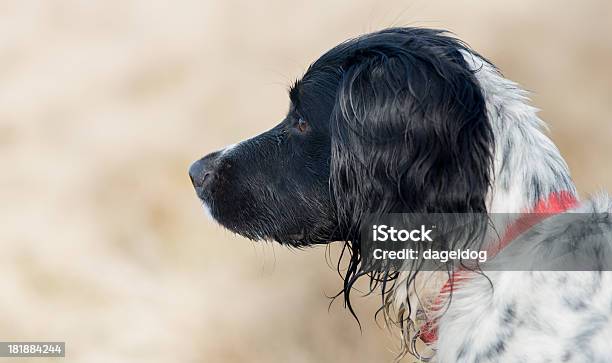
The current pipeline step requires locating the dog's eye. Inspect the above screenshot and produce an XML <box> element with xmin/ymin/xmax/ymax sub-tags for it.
<box><xmin>296</xmin><ymin>118</ymin><xmax>309</xmax><ymax>133</ymax></box>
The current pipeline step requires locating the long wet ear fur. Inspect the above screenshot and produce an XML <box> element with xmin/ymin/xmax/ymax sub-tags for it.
<box><xmin>328</xmin><ymin>30</ymin><xmax>494</xmax><ymax>320</ymax></box>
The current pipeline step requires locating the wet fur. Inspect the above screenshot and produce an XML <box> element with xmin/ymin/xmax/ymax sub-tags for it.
<box><xmin>190</xmin><ymin>28</ymin><xmax>612</xmax><ymax>362</ymax></box>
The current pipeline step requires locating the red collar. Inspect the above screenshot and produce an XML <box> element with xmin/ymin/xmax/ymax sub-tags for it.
<box><xmin>418</xmin><ymin>191</ymin><xmax>579</xmax><ymax>345</ymax></box>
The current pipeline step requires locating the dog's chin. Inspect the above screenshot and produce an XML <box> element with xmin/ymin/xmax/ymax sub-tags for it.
<box><xmin>202</xmin><ymin>206</ymin><xmax>313</xmax><ymax>246</ymax></box>
<box><xmin>231</xmin><ymin>225</ymin><xmax>334</xmax><ymax>247</ymax></box>
<box><xmin>199</xmin><ymin>196</ymin><xmax>334</xmax><ymax>246</ymax></box>
<box><xmin>276</xmin><ymin>227</ymin><xmax>342</xmax><ymax>247</ymax></box>
<box><xmin>226</xmin><ymin>227</ymin><xmax>318</xmax><ymax>247</ymax></box>
<box><xmin>273</xmin><ymin>231</ymin><xmax>317</xmax><ymax>247</ymax></box>
<box><xmin>233</xmin><ymin>227</ymin><xmax>319</xmax><ymax>247</ymax></box>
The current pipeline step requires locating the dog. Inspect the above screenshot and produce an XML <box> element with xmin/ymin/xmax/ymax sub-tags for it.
<box><xmin>190</xmin><ymin>28</ymin><xmax>612</xmax><ymax>362</ymax></box>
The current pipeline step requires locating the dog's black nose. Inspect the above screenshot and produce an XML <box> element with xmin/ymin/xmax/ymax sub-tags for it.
<box><xmin>189</xmin><ymin>152</ymin><xmax>219</xmax><ymax>188</ymax></box>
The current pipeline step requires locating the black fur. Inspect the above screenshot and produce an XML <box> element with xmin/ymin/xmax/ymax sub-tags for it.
<box><xmin>190</xmin><ymin>27</ymin><xmax>494</xmax><ymax>318</ymax></box>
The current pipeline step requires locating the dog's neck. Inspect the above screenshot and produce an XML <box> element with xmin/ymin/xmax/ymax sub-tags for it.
<box><xmin>464</xmin><ymin>54</ymin><xmax>577</xmax><ymax>213</ymax></box>
<box><xmin>390</xmin><ymin>54</ymin><xmax>579</xmax><ymax>345</ymax></box>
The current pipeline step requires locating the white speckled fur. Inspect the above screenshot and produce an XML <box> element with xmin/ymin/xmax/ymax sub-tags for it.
<box><xmin>391</xmin><ymin>53</ymin><xmax>612</xmax><ymax>362</ymax></box>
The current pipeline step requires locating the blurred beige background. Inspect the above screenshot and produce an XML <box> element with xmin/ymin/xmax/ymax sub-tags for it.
<box><xmin>0</xmin><ymin>1</ymin><xmax>610</xmax><ymax>362</ymax></box>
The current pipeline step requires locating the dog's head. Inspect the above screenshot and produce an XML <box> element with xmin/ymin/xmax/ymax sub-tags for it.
<box><xmin>190</xmin><ymin>28</ymin><xmax>494</xmax><ymax>247</ymax></box>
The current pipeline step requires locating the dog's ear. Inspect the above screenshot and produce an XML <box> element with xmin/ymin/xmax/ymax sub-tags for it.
<box><xmin>330</xmin><ymin>46</ymin><xmax>494</xmax><ymax>234</ymax></box>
